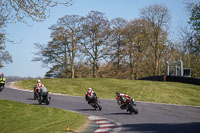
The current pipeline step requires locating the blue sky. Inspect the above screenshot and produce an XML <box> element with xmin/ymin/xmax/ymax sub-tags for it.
<box><xmin>1</xmin><ymin>0</ymin><xmax>189</xmax><ymax>77</ymax></box>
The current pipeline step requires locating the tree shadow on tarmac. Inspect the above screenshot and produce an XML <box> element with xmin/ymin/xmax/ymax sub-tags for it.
<box><xmin>121</xmin><ymin>122</ymin><xmax>200</xmax><ymax>133</ymax></box>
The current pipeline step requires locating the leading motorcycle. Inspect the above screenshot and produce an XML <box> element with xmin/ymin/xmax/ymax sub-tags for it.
<box><xmin>38</xmin><ymin>92</ymin><xmax>51</xmax><ymax>105</ymax></box>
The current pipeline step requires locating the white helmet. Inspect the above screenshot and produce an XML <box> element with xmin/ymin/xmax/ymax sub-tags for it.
<box><xmin>88</xmin><ymin>88</ymin><xmax>92</xmax><ymax>93</ymax></box>
<box><xmin>37</xmin><ymin>79</ymin><xmax>41</xmax><ymax>83</ymax></box>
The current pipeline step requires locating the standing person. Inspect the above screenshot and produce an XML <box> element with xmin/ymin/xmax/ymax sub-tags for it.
<box><xmin>0</xmin><ymin>73</ymin><xmax>6</xmax><ymax>91</ymax></box>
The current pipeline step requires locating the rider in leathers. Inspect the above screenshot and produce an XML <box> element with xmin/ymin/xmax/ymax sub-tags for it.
<box><xmin>116</xmin><ymin>91</ymin><xmax>133</xmax><ymax>110</ymax></box>
<box><xmin>0</xmin><ymin>73</ymin><xmax>6</xmax><ymax>88</ymax></box>
<box><xmin>39</xmin><ymin>84</ymin><xmax>48</xmax><ymax>99</ymax></box>
<box><xmin>33</xmin><ymin>80</ymin><xmax>42</xmax><ymax>99</ymax></box>
<box><xmin>85</xmin><ymin>88</ymin><xmax>97</xmax><ymax>105</ymax></box>
<box><xmin>34</xmin><ymin>80</ymin><xmax>42</xmax><ymax>92</ymax></box>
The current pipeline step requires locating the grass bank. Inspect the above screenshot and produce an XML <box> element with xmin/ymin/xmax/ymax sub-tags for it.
<box><xmin>15</xmin><ymin>78</ymin><xmax>200</xmax><ymax>106</ymax></box>
<box><xmin>0</xmin><ymin>100</ymin><xmax>87</xmax><ymax>133</ymax></box>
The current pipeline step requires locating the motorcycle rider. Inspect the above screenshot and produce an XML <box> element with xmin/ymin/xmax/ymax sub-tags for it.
<box><xmin>33</xmin><ymin>80</ymin><xmax>42</xmax><ymax>98</ymax></box>
<box><xmin>116</xmin><ymin>91</ymin><xmax>135</xmax><ymax>110</ymax></box>
<box><xmin>39</xmin><ymin>84</ymin><xmax>48</xmax><ymax>99</ymax></box>
<box><xmin>34</xmin><ymin>80</ymin><xmax>42</xmax><ymax>91</ymax></box>
<box><xmin>85</xmin><ymin>88</ymin><xmax>97</xmax><ymax>105</ymax></box>
<box><xmin>0</xmin><ymin>73</ymin><xmax>6</xmax><ymax>88</ymax></box>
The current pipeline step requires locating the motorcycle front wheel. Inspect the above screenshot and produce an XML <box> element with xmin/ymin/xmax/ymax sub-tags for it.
<box><xmin>131</xmin><ymin>106</ymin><xmax>138</xmax><ymax>114</ymax></box>
<box><xmin>132</xmin><ymin>106</ymin><xmax>138</xmax><ymax>114</ymax></box>
<box><xmin>0</xmin><ymin>86</ymin><xmax>4</xmax><ymax>92</ymax></box>
<box><xmin>94</xmin><ymin>102</ymin><xmax>102</xmax><ymax>110</ymax></box>
<box><xmin>128</xmin><ymin>104</ymin><xmax>138</xmax><ymax>114</ymax></box>
<box><xmin>38</xmin><ymin>98</ymin><xmax>42</xmax><ymax>105</ymax></box>
<box><xmin>45</xmin><ymin>98</ymin><xmax>50</xmax><ymax>105</ymax></box>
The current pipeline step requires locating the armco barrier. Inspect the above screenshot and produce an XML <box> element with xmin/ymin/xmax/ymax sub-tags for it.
<box><xmin>139</xmin><ymin>75</ymin><xmax>200</xmax><ymax>86</ymax></box>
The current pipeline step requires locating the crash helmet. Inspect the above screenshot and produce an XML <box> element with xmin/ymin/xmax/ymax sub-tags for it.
<box><xmin>116</xmin><ymin>91</ymin><xmax>120</xmax><ymax>96</ymax></box>
<box><xmin>1</xmin><ymin>73</ymin><xmax>4</xmax><ymax>76</ymax></box>
<box><xmin>88</xmin><ymin>88</ymin><xmax>92</xmax><ymax>93</ymax></box>
<box><xmin>37</xmin><ymin>79</ymin><xmax>41</xmax><ymax>83</ymax></box>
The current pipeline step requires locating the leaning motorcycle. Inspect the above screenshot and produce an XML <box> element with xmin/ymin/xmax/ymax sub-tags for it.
<box><xmin>88</xmin><ymin>96</ymin><xmax>102</xmax><ymax>110</ymax></box>
<box><xmin>38</xmin><ymin>92</ymin><xmax>51</xmax><ymax>105</ymax></box>
<box><xmin>0</xmin><ymin>84</ymin><xmax>4</xmax><ymax>92</ymax></box>
<box><xmin>126</xmin><ymin>99</ymin><xmax>138</xmax><ymax>114</ymax></box>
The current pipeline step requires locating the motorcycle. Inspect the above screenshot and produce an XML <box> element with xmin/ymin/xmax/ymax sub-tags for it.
<box><xmin>126</xmin><ymin>99</ymin><xmax>138</xmax><ymax>114</ymax></box>
<box><xmin>0</xmin><ymin>84</ymin><xmax>5</xmax><ymax>92</ymax></box>
<box><xmin>38</xmin><ymin>92</ymin><xmax>51</xmax><ymax>105</ymax></box>
<box><xmin>88</xmin><ymin>96</ymin><xmax>102</xmax><ymax>110</ymax></box>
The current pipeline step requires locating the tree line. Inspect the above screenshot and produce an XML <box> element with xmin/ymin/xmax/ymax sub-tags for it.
<box><xmin>0</xmin><ymin>1</ymin><xmax>199</xmax><ymax>79</ymax></box>
<box><xmin>32</xmin><ymin>3</ymin><xmax>200</xmax><ymax>79</ymax></box>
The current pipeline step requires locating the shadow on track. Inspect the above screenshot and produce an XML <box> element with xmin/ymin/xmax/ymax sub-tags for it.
<box><xmin>31</xmin><ymin>103</ymin><xmax>40</xmax><ymax>105</ymax></box>
<box><xmin>27</xmin><ymin>98</ymin><xmax>35</xmax><ymax>100</ymax></box>
<box><xmin>76</xmin><ymin>108</ymin><xmax>97</xmax><ymax>111</ymax></box>
<box><xmin>104</xmin><ymin>112</ymin><xmax>132</xmax><ymax>115</ymax></box>
<box><xmin>121</xmin><ymin>122</ymin><xmax>200</xmax><ymax>133</ymax></box>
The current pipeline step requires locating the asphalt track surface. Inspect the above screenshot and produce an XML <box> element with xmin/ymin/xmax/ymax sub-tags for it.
<box><xmin>1</xmin><ymin>85</ymin><xmax>200</xmax><ymax>133</ymax></box>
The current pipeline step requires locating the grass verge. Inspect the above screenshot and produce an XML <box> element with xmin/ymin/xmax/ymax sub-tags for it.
<box><xmin>0</xmin><ymin>100</ymin><xmax>87</xmax><ymax>133</ymax></box>
<box><xmin>15</xmin><ymin>78</ymin><xmax>200</xmax><ymax>106</ymax></box>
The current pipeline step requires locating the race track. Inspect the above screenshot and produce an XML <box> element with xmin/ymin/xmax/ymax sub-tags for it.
<box><xmin>1</xmin><ymin>84</ymin><xmax>200</xmax><ymax>133</ymax></box>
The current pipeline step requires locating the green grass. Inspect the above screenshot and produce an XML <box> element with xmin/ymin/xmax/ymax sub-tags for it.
<box><xmin>15</xmin><ymin>78</ymin><xmax>200</xmax><ymax>106</ymax></box>
<box><xmin>0</xmin><ymin>100</ymin><xmax>87</xmax><ymax>133</ymax></box>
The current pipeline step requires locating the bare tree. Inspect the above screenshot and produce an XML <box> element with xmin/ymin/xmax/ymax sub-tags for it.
<box><xmin>110</xmin><ymin>18</ymin><xmax>127</xmax><ymax>71</ymax></box>
<box><xmin>81</xmin><ymin>11</ymin><xmax>110</xmax><ymax>78</ymax></box>
<box><xmin>140</xmin><ymin>4</ymin><xmax>171</xmax><ymax>75</ymax></box>
<box><xmin>1</xmin><ymin>0</ymin><xmax>73</xmax><ymax>23</ymax></box>
<box><xmin>0</xmin><ymin>0</ymin><xmax>72</xmax><ymax>70</ymax></box>
<box><xmin>33</xmin><ymin>26</ymin><xmax>70</xmax><ymax>78</ymax></box>
<box><xmin>122</xmin><ymin>19</ymin><xmax>150</xmax><ymax>79</ymax></box>
<box><xmin>128</xmin><ymin>19</ymin><xmax>153</xmax><ymax>79</ymax></box>
<box><xmin>57</xmin><ymin>15</ymin><xmax>83</xmax><ymax>78</ymax></box>
<box><xmin>0</xmin><ymin>34</ymin><xmax>13</xmax><ymax>68</ymax></box>
<box><xmin>0</xmin><ymin>1</ymin><xmax>13</xmax><ymax>68</ymax></box>
<box><xmin>33</xmin><ymin>15</ymin><xmax>83</xmax><ymax>78</ymax></box>
<box><xmin>123</xmin><ymin>21</ymin><xmax>136</xmax><ymax>79</ymax></box>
